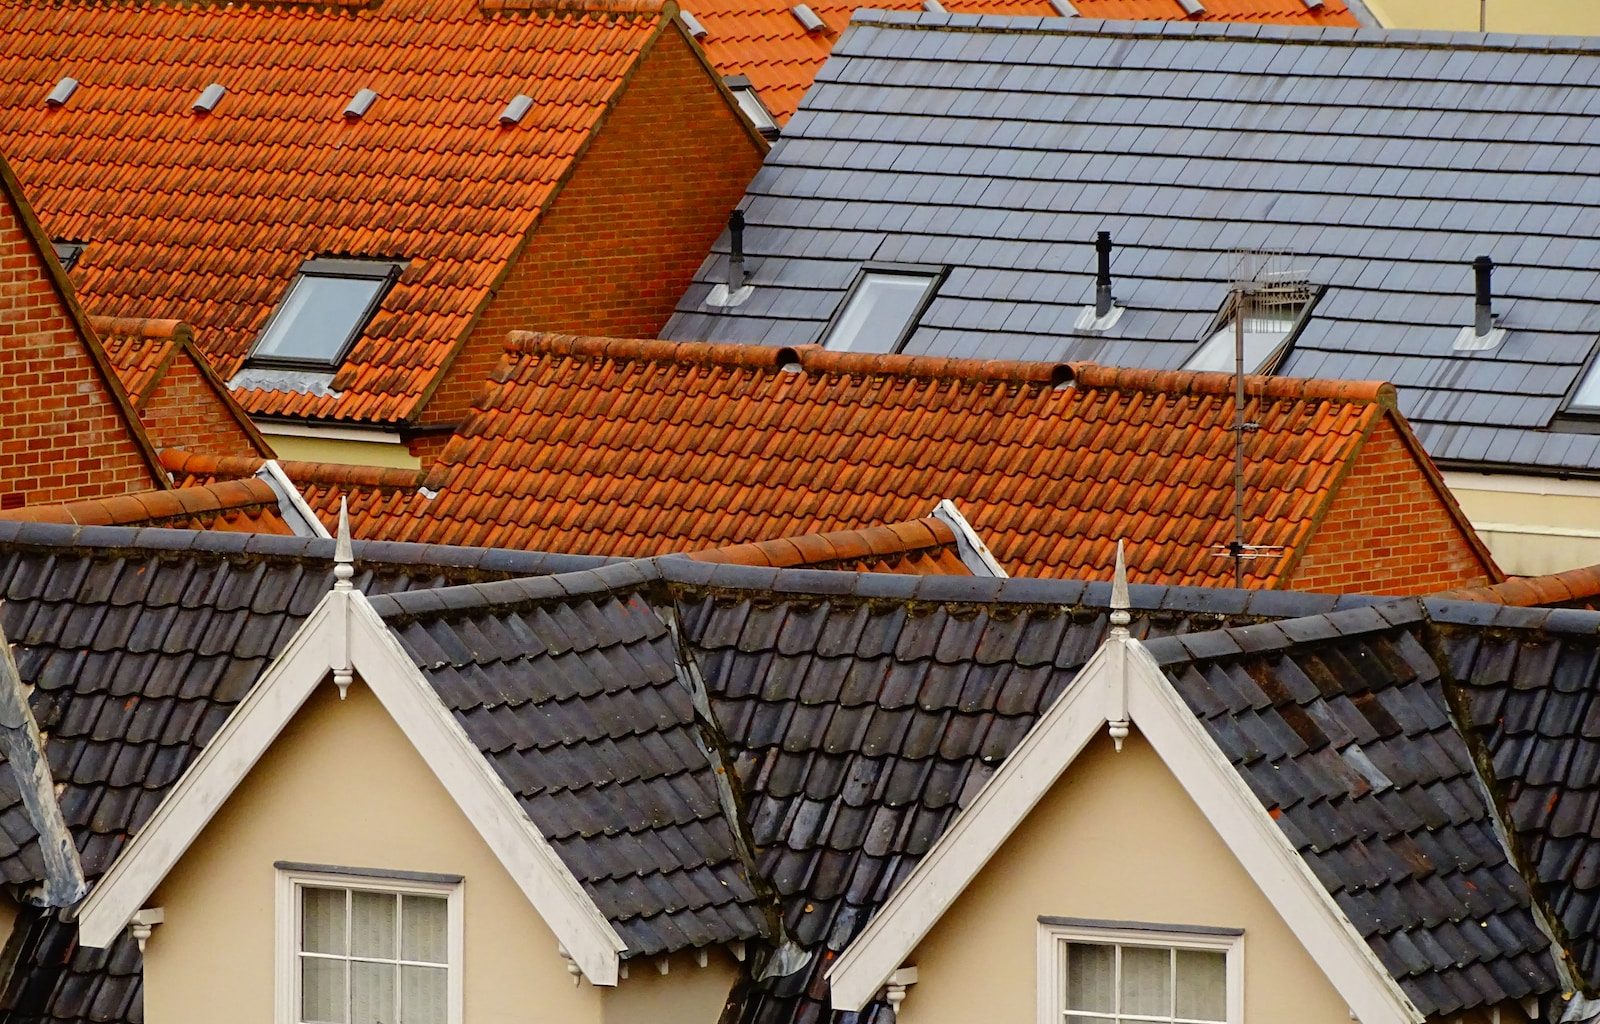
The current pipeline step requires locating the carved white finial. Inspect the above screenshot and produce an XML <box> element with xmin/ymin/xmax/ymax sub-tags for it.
<box><xmin>1109</xmin><ymin>540</ymin><xmax>1130</xmax><ymax>634</ymax></box>
<box><xmin>332</xmin><ymin>498</ymin><xmax>354</xmax><ymax>592</ymax></box>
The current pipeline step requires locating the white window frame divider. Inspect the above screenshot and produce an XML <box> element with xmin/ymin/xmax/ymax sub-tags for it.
<box><xmin>1035</xmin><ymin>919</ymin><xmax>1244</xmax><ymax>1024</ymax></box>
<box><xmin>276</xmin><ymin>865</ymin><xmax>465</xmax><ymax>1024</ymax></box>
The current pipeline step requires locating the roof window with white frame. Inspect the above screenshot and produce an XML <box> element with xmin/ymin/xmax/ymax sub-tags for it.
<box><xmin>724</xmin><ymin>76</ymin><xmax>780</xmax><ymax>140</ymax></box>
<box><xmin>820</xmin><ymin>263</ymin><xmax>946</xmax><ymax>354</ymax></box>
<box><xmin>1037</xmin><ymin>918</ymin><xmax>1243</xmax><ymax>1024</ymax></box>
<box><xmin>248</xmin><ymin>257</ymin><xmax>404</xmax><ymax>369</ymax></box>
<box><xmin>1183</xmin><ymin>280</ymin><xmax>1314</xmax><ymax>375</ymax></box>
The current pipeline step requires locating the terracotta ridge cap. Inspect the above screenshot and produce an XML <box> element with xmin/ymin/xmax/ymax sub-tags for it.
<box><xmin>89</xmin><ymin>316</ymin><xmax>189</xmax><ymax>341</ymax></box>
<box><xmin>158</xmin><ymin>449</ymin><xmax>265</xmax><ymax>481</ymax></box>
<box><xmin>685</xmin><ymin>517</ymin><xmax>961</xmax><ymax>568</ymax></box>
<box><xmin>0</xmin><ymin>481</ymin><xmax>279</xmax><ymax>527</ymax></box>
<box><xmin>478</xmin><ymin>0</ymin><xmax>668</xmax><ymax>15</ymax></box>
<box><xmin>505</xmin><ymin>332</ymin><xmax>807</xmax><ymax>371</ymax></box>
<box><xmin>1440</xmin><ymin>564</ymin><xmax>1600</xmax><ymax>606</ymax></box>
<box><xmin>279</xmin><ymin>460</ymin><xmax>428</xmax><ymax>489</ymax></box>
<box><xmin>1067</xmin><ymin>363</ymin><xmax>1396</xmax><ymax>407</ymax></box>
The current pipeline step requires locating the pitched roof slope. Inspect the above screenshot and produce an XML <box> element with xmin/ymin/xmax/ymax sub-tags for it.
<box><xmin>663</xmin><ymin>15</ymin><xmax>1600</xmax><ymax>476</ymax></box>
<box><xmin>0</xmin><ymin>0</ymin><xmax>671</xmax><ymax>426</ymax></box>
<box><xmin>384</xmin><ymin>333</ymin><xmax>1420</xmax><ymax>588</ymax></box>
<box><xmin>0</xmin><ymin>155</ymin><xmax>165</xmax><ymax>507</ymax></box>
<box><xmin>683</xmin><ymin>0</ymin><xmax>1356</xmax><ymax>124</ymax></box>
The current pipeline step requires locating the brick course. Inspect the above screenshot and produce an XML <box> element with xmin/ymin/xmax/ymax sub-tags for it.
<box><xmin>139</xmin><ymin>348</ymin><xmax>264</xmax><ymax>457</ymax></box>
<box><xmin>1291</xmin><ymin>418</ymin><xmax>1495</xmax><ymax>594</ymax></box>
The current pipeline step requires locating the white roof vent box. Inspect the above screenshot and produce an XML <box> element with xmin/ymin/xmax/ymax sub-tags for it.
<box><xmin>193</xmin><ymin>83</ymin><xmax>226</xmax><ymax>114</ymax></box>
<box><xmin>791</xmin><ymin>4</ymin><xmax>826</xmax><ymax>33</ymax></box>
<box><xmin>46</xmin><ymin>77</ymin><xmax>78</xmax><ymax>108</ymax></box>
<box><xmin>343</xmin><ymin>88</ymin><xmax>379</xmax><ymax>120</ymax></box>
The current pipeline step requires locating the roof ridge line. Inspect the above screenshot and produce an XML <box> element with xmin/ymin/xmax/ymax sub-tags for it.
<box><xmin>1143</xmin><ymin>597</ymin><xmax>1430</xmax><ymax>667</ymax></box>
<box><xmin>477</xmin><ymin>0</ymin><xmax>668</xmax><ymax>15</ymax></box>
<box><xmin>87</xmin><ymin>316</ymin><xmax>188</xmax><ymax>341</ymax></box>
<box><xmin>848</xmin><ymin>9</ymin><xmax>1600</xmax><ymax>53</ymax></box>
<box><xmin>370</xmin><ymin>558</ymin><xmax>666</xmax><ymax>621</ymax></box>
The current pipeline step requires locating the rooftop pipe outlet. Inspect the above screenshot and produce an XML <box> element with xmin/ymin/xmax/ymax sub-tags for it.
<box><xmin>1474</xmin><ymin>255</ymin><xmax>1495</xmax><ymax>336</ymax></box>
<box><xmin>1095</xmin><ymin>231</ymin><xmax>1114</xmax><ymax>319</ymax></box>
<box><xmin>728</xmin><ymin>210</ymin><xmax>747</xmax><ymax>293</ymax></box>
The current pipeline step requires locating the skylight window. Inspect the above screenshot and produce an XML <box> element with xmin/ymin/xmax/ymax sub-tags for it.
<box><xmin>51</xmin><ymin>240</ymin><xmax>85</xmax><ymax>271</ymax></box>
<box><xmin>724</xmin><ymin>76</ymin><xmax>779</xmax><ymax>139</ymax></box>
<box><xmin>248</xmin><ymin>257</ymin><xmax>403</xmax><ymax>369</ymax></box>
<box><xmin>821</xmin><ymin>265</ymin><xmax>945</xmax><ymax>354</ymax></box>
<box><xmin>1568</xmin><ymin>355</ymin><xmax>1600</xmax><ymax>413</ymax></box>
<box><xmin>1184</xmin><ymin>284</ymin><xmax>1313</xmax><ymax>375</ymax></box>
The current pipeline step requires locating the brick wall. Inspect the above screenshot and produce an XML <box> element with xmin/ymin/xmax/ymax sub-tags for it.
<box><xmin>1290</xmin><ymin>418</ymin><xmax>1494</xmax><ymax>595</ymax></box>
<box><xmin>0</xmin><ymin>191</ymin><xmax>158</xmax><ymax>508</ymax></box>
<box><xmin>415</xmin><ymin>27</ymin><xmax>767</xmax><ymax>446</ymax></box>
<box><xmin>140</xmin><ymin>347</ymin><xmax>262</xmax><ymax>457</ymax></box>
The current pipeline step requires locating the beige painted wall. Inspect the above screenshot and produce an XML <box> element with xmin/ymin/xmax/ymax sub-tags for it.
<box><xmin>1363</xmin><ymin>0</ymin><xmax>1600</xmax><ymax>33</ymax></box>
<box><xmin>602</xmin><ymin>950</ymin><xmax>740</xmax><ymax>1024</ymax></box>
<box><xmin>144</xmin><ymin>681</ymin><xmax>602</xmax><ymax>1024</ymax></box>
<box><xmin>262</xmin><ymin>431</ymin><xmax>421</xmax><ymax>470</ymax></box>
<box><xmin>905</xmin><ymin>731</ymin><xmax>1353</xmax><ymax>1024</ymax></box>
<box><xmin>1444</xmin><ymin>471</ymin><xmax>1600</xmax><ymax>577</ymax></box>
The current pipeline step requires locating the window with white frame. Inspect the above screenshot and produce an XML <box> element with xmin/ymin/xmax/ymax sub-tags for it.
<box><xmin>1183</xmin><ymin>282</ymin><xmax>1314</xmax><ymax>376</ymax></box>
<box><xmin>1037</xmin><ymin>919</ymin><xmax>1243</xmax><ymax>1024</ymax></box>
<box><xmin>249</xmin><ymin>257</ymin><xmax>404</xmax><ymax>369</ymax></box>
<box><xmin>278</xmin><ymin>865</ymin><xmax>462</xmax><ymax>1024</ymax></box>
<box><xmin>820</xmin><ymin>264</ymin><xmax>946</xmax><ymax>354</ymax></box>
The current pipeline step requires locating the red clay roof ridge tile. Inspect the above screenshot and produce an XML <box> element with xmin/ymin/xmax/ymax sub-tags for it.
<box><xmin>0</xmin><ymin>480</ymin><xmax>281</xmax><ymax>528</ymax></box>
<box><xmin>478</xmin><ymin>0</ymin><xmax>669</xmax><ymax>14</ymax></box>
<box><xmin>1441</xmin><ymin>564</ymin><xmax>1600</xmax><ymax>607</ymax></box>
<box><xmin>683</xmin><ymin>517</ymin><xmax>962</xmax><ymax>569</ymax></box>
<box><xmin>506</xmin><ymin>332</ymin><xmax>1396</xmax><ymax>403</ymax></box>
<box><xmin>88</xmin><ymin>316</ymin><xmax>188</xmax><ymax>342</ymax></box>
<box><xmin>159</xmin><ymin>448</ymin><xmax>426</xmax><ymax>491</ymax></box>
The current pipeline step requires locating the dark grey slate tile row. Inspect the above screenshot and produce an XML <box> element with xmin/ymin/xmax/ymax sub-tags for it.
<box><xmin>662</xmin><ymin>14</ymin><xmax>1600</xmax><ymax>474</ymax></box>
<box><xmin>1146</xmin><ymin>606</ymin><xmax>1563</xmax><ymax>1016</ymax></box>
<box><xmin>0</xmin><ymin>912</ymin><xmax>140</xmax><ymax>1024</ymax></box>
<box><xmin>385</xmin><ymin>591</ymin><xmax>769</xmax><ymax>956</ymax></box>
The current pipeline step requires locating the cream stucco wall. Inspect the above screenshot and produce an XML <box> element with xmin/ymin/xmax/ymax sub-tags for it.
<box><xmin>1363</xmin><ymin>0</ymin><xmax>1600</xmax><ymax>33</ymax></box>
<box><xmin>904</xmin><ymin>731</ymin><xmax>1353</xmax><ymax>1024</ymax></box>
<box><xmin>141</xmin><ymin>680</ymin><xmax>735</xmax><ymax>1024</ymax></box>
<box><xmin>261</xmin><ymin>430</ymin><xmax>422</xmax><ymax>469</ymax></box>
<box><xmin>1444</xmin><ymin>471</ymin><xmax>1600</xmax><ymax>577</ymax></box>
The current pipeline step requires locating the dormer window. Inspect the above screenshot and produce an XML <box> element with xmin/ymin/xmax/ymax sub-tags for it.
<box><xmin>725</xmin><ymin>76</ymin><xmax>779</xmax><ymax>140</ymax></box>
<box><xmin>821</xmin><ymin>264</ymin><xmax>945</xmax><ymax>354</ymax></box>
<box><xmin>249</xmin><ymin>257</ymin><xmax>403</xmax><ymax>369</ymax></box>
<box><xmin>1184</xmin><ymin>282</ymin><xmax>1314</xmax><ymax>375</ymax></box>
<box><xmin>52</xmin><ymin>240</ymin><xmax>86</xmax><ymax>271</ymax></box>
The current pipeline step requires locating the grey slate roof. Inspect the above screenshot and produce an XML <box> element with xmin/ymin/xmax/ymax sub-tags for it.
<box><xmin>662</xmin><ymin>14</ymin><xmax>1600</xmax><ymax>476</ymax></box>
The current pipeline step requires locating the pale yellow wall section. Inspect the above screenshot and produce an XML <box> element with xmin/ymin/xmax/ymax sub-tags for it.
<box><xmin>139</xmin><ymin>680</ymin><xmax>742</xmax><ymax>1024</ymax></box>
<box><xmin>263</xmin><ymin>432</ymin><xmax>422</xmax><ymax>470</ymax></box>
<box><xmin>1445</xmin><ymin>472</ymin><xmax>1600</xmax><ymax>577</ymax></box>
<box><xmin>905</xmin><ymin>731</ymin><xmax>1352</xmax><ymax>1024</ymax></box>
<box><xmin>1364</xmin><ymin>0</ymin><xmax>1600</xmax><ymax>33</ymax></box>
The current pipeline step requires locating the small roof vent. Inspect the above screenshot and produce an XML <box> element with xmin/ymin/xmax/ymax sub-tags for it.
<box><xmin>1176</xmin><ymin>0</ymin><xmax>1205</xmax><ymax>13</ymax></box>
<box><xmin>790</xmin><ymin>4</ymin><xmax>826</xmax><ymax>33</ymax></box>
<box><xmin>680</xmin><ymin>9</ymin><xmax>708</xmax><ymax>37</ymax></box>
<box><xmin>922</xmin><ymin>0</ymin><xmax>947</xmax><ymax>11</ymax></box>
<box><xmin>193</xmin><ymin>83</ymin><xmax>226</xmax><ymax>114</ymax></box>
<box><xmin>498</xmin><ymin>94</ymin><xmax>533</xmax><ymax>126</ymax></box>
<box><xmin>343</xmin><ymin>88</ymin><xmax>378</xmax><ymax>120</ymax></box>
<box><xmin>1301</xmin><ymin>0</ymin><xmax>1324</xmax><ymax>7</ymax></box>
<box><xmin>1048</xmin><ymin>0</ymin><xmax>1079</xmax><ymax>14</ymax></box>
<box><xmin>45</xmin><ymin>77</ymin><xmax>78</xmax><ymax>108</ymax></box>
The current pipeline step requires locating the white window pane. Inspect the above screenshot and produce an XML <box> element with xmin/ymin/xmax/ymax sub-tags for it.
<box><xmin>255</xmin><ymin>274</ymin><xmax>384</xmax><ymax>363</ymax></box>
<box><xmin>302</xmin><ymin>888</ymin><xmax>347</xmax><ymax>955</ymax></box>
<box><xmin>401</xmin><ymin>895</ymin><xmax>449</xmax><ymax>964</ymax></box>
<box><xmin>351</xmin><ymin>891</ymin><xmax>397</xmax><ymax>959</ymax></box>
<box><xmin>733</xmin><ymin>88</ymin><xmax>777</xmax><ymax>132</ymax></box>
<box><xmin>823</xmin><ymin>273</ymin><xmax>935</xmax><ymax>353</ymax></box>
<box><xmin>1185</xmin><ymin>320</ymin><xmax>1290</xmax><ymax>374</ymax></box>
<box><xmin>1119</xmin><ymin>945</ymin><xmax>1172</xmax><ymax>1017</ymax></box>
<box><xmin>302</xmin><ymin>956</ymin><xmax>348</xmax><ymax>1024</ymax></box>
<box><xmin>351</xmin><ymin>961</ymin><xmax>397</xmax><ymax>1024</ymax></box>
<box><xmin>400</xmin><ymin>965</ymin><xmax>447</xmax><ymax>1024</ymax></box>
<box><xmin>1574</xmin><ymin>362</ymin><xmax>1600</xmax><ymax>409</ymax></box>
<box><xmin>1175</xmin><ymin>949</ymin><xmax>1227</xmax><ymax>1021</ymax></box>
<box><xmin>1065</xmin><ymin>942</ymin><xmax>1115</xmax><ymax>1012</ymax></box>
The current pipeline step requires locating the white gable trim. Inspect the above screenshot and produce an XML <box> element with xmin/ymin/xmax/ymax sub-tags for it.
<box><xmin>826</xmin><ymin>637</ymin><xmax>1422</xmax><ymax>1024</ymax></box>
<box><xmin>76</xmin><ymin>590</ymin><xmax>625</xmax><ymax>985</ymax></box>
<box><xmin>255</xmin><ymin>459</ymin><xmax>332</xmax><ymax>539</ymax></box>
<box><xmin>930</xmin><ymin>499</ymin><xmax>1008</xmax><ymax>578</ymax></box>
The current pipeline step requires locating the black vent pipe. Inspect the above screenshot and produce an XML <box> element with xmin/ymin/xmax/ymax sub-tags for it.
<box><xmin>728</xmin><ymin>210</ymin><xmax>746</xmax><ymax>292</ymax></box>
<box><xmin>1094</xmin><ymin>231</ymin><xmax>1113</xmax><ymax>318</ymax></box>
<box><xmin>1473</xmin><ymin>255</ymin><xmax>1494</xmax><ymax>336</ymax></box>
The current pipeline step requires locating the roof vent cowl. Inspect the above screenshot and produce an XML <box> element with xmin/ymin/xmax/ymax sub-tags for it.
<box><xmin>343</xmin><ymin>88</ymin><xmax>379</xmax><ymax>120</ymax></box>
<box><xmin>46</xmin><ymin>77</ymin><xmax>78</xmax><ymax>108</ymax></box>
<box><xmin>193</xmin><ymin>83</ymin><xmax>226</xmax><ymax>114</ymax></box>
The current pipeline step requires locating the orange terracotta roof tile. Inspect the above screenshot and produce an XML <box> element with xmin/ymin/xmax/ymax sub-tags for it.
<box><xmin>684</xmin><ymin>516</ymin><xmax>971</xmax><ymax>574</ymax></box>
<box><xmin>356</xmin><ymin>332</ymin><xmax>1417</xmax><ymax>587</ymax></box>
<box><xmin>161</xmin><ymin>449</ymin><xmax>426</xmax><ymax>540</ymax></box>
<box><xmin>0</xmin><ymin>480</ymin><xmax>292</xmax><ymax>535</ymax></box>
<box><xmin>1442</xmin><ymin>565</ymin><xmax>1600</xmax><ymax>610</ymax></box>
<box><xmin>0</xmin><ymin>0</ymin><xmax>672</xmax><ymax>426</ymax></box>
<box><xmin>683</xmin><ymin>0</ymin><xmax>1356</xmax><ymax>122</ymax></box>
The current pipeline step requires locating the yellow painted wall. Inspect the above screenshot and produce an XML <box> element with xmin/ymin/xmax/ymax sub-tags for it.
<box><xmin>1363</xmin><ymin>0</ymin><xmax>1600</xmax><ymax>33</ymax></box>
<box><xmin>262</xmin><ymin>431</ymin><xmax>422</xmax><ymax>470</ymax></box>
<box><xmin>144</xmin><ymin>681</ymin><xmax>601</xmax><ymax>1024</ymax></box>
<box><xmin>905</xmin><ymin>732</ymin><xmax>1352</xmax><ymax>1024</ymax></box>
<box><xmin>1444</xmin><ymin>472</ymin><xmax>1600</xmax><ymax>576</ymax></box>
<box><xmin>602</xmin><ymin>950</ymin><xmax>740</xmax><ymax>1024</ymax></box>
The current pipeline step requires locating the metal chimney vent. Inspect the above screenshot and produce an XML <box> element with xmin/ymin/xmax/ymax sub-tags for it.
<box><xmin>1176</xmin><ymin>0</ymin><xmax>1205</xmax><ymax>13</ymax></box>
<box><xmin>499</xmin><ymin>94</ymin><xmax>533</xmax><ymax>126</ymax></box>
<box><xmin>790</xmin><ymin>4</ymin><xmax>826</xmax><ymax>32</ymax></box>
<box><xmin>46</xmin><ymin>77</ymin><xmax>78</xmax><ymax>108</ymax></box>
<box><xmin>1454</xmin><ymin>254</ymin><xmax>1506</xmax><ymax>351</ymax></box>
<box><xmin>343</xmin><ymin>88</ymin><xmax>378</xmax><ymax>119</ymax></box>
<box><xmin>680</xmin><ymin>10</ymin><xmax>708</xmax><ymax>37</ymax></box>
<box><xmin>193</xmin><ymin>83</ymin><xmax>226</xmax><ymax>114</ymax></box>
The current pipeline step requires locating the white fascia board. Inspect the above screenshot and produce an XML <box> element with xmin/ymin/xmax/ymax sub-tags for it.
<box><xmin>256</xmin><ymin>460</ymin><xmax>332</xmax><ymax>539</ymax></box>
<box><xmin>929</xmin><ymin>499</ymin><xmax>1008</xmax><ymax>578</ymax></box>
<box><xmin>1122</xmin><ymin>647</ymin><xmax>1423</xmax><ymax>1024</ymax></box>
<box><xmin>826</xmin><ymin>640</ymin><xmax>1114</xmax><ymax>1010</ymax></box>
<box><xmin>78</xmin><ymin>592</ymin><xmax>625</xmax><ymax>986</ymax></box>
<box><xmin>344</xmin><ymin>595</ymin><xmax>626</xmax><ymax>983</ymax></box>
<box><xmin>78</xmin><ymin>596</ymin><xmax>343</xmax><ymax>947</ymax></box>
